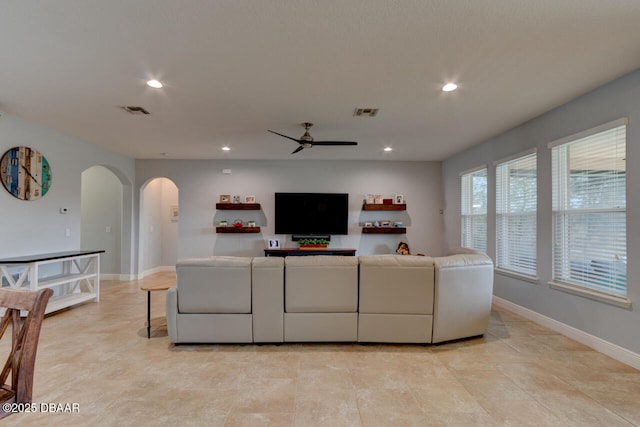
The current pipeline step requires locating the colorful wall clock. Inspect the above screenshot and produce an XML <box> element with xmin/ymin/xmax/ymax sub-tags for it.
<box><xmin>0</xmin><ymin>146</ymin><xmax>52</xmax><ymax>200</ymax></box>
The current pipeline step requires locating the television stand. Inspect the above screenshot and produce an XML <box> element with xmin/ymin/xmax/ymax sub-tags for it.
<box><xmin>264</xmin><ymin>248</ymin><xmax>356</xmax><ymax>257</ymax></box>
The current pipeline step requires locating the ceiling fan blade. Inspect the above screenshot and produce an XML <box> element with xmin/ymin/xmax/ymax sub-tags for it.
<box><xmin>268</xmin><ymin>130</ymin><xmax>301</xmax><ymax>143</ymax></box>
<box><xmin>310</xmin><ymin>141</ymin><xmax>358</xmax><ymax>146</ymax></box>
<box><xmin>291</xmin><ymin>145</ymin><xmax>305</xmax><ymax>154</ymax></box>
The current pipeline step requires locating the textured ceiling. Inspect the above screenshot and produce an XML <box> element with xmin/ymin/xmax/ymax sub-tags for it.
<box><xmin>1</xmin><ymin>1</ymin><xmax>639</xmax><ymax>161</ymax></box>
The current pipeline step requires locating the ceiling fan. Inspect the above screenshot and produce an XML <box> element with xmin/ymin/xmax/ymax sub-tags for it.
<box><xmin>268</xmin><ymin>122</ymin><xmax>358</xmax><ymax>154</ymax></box>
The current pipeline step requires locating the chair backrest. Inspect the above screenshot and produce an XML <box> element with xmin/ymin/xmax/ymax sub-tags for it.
<box><xmin>0</xmin><ymin>288</ymin><xmax>52</xmax><ymax>418</ymax></box>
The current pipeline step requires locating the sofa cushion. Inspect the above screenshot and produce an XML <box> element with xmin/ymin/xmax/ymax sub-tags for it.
<box><xmin>177</xmin><ymin>256</ymin><xmax>252</xmax><ymax>313</ymax></box>
<box><xmin>285</xmin><ymin>255</ymin><xmax>358</xmax><ymax>312</ymax></box>
<box><xmin>358</xmin><ymin>255</ymin><xmax>435</xmax><ymax>314</ymax></box>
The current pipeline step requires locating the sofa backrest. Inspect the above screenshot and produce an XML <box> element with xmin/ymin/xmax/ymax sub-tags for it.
<box><xmin>284</xmin><ymin>255</ymin><xmax>359</xmax><ymax>312</ymax></box>
<box><xmin>176</xmin><ymin>256</ymin><xmax>252</xmax><ymax>313</ymax></box>
<box><xmin>358</xmin><ymin>255</ymin><xmax>435</xmax><ymax>315</ymax></box>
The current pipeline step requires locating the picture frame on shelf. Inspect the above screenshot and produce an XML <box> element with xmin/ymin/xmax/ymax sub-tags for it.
<box><xmin>374</xmin><ymin>194</ymin><xmax>383</xmax><ymax>204</ymax></box>
<box><xmin>244</xmin><ymin>195</ymin><xmax>256</xmax><ymax>203</ymax></box>
<box><xmin>365</xmin><ymin>194</ymin><xmax>374</xmax><ymax>204</ymax></box>
<box><xmin>219</xmin><ymin>194</ymin><xmax>231</xmax><ymax>203</ymax></box>
<box><xmin>232</xmin><ymin>195</ymin><xmax>241</xmax><ymax>204</ymax></box>
<box><xmin>364</xmin><ymin>221</ymin><xmax>373</xmax><ymax>227</ymax></box>
<box><xmin>381</xmin><ymin>220</ymin><xmax>391</xmax><ymax>227</ymax></box>
<box><xmin>268</xmin><ymin>239</ymin><xmax>280</xmax><ymax>249</ymax></box>
<box><xmin>218</xmin><ymin>220</ymin><xmax>228</xmax><ymax>227</ymax></box>
<box><xmin>394</xmin><ymin>194</ymin><xmax>404</xmax><ymax>204</ymax></box>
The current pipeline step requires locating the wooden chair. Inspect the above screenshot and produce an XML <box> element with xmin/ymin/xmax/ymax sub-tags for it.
<box><xmin>0</xmin><ymin>288</ymin><xmax>52</xmax><ymax>419</ymax></box>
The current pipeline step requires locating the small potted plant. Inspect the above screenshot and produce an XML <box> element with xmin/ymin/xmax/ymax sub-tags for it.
<box><xmin>298</xmin><ymin>238</ymin><xmax>329</xmax><ymax>250</ymax></box>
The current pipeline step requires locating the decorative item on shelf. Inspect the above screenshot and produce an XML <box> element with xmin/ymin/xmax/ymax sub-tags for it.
<box><xmin>218</xmin><ymin>220</ymin><xmax>228</xmax><ymax>227</ymax></box>
<box><xmin>383</xmin><ymin>198</ymin><xmax>393</xmax><ymax>205</ymax></box>
<box><xmin>374</xmin><ymin>194</ymin><xmax>383</xmax><ymax>204</ymax></box>
<box><xmin>381</xmin><ymin>220</ymin><xmax>391</xmax><ymax>227</ymax></box>
<box><xmin>244</xmin><ymin>195</ymin><xmax>255</xmax><ymax>203</ymax></box>
<box><xmin>232</xmin><ymin>195</ymin><xmax>241</xmax><ymax>204</ymax></box>
<box><xmin>393</xmin><ymin>221</ymin><xmax>403</xmax><ymax>227</ymax></box>
<box><xmin>394</xmin><ymin>194</ymin><xmax>404</xmax><ymax>204</ymax></box>
<box><xmin>364</xmin><ymin>221</ymin><xmax>373</xmax><ymax>228</ymax></box>
<box><xmin>373</xmin><ymin>221</ymin><xmax>380</xmax><ymax>227</ymax></box>
<box><xmin>219</xmin><ymin>194</ymin><xmax>231</xmax><ymax>203</ymax></box>
<box><xmin>268</xmin><ymin>239</ymin><xmax>280</xmax><ymax>249</ymax></box>
<box><xmin>247</xmin><ymin>220</ymin><xmax>256</xmax><ymax>227</ymax></box>
<box><xmin>233</xmin><ymin>219</ymin><xmax>243</xmax><ymax>227</ymax></box>
<box><xmin>365</xmin><ymin>194</ymin><xmax>374</xmax><ymax>204</ymax></box>
<box><xmin>298</xmin><ymin>238</ymin><xmax>329</xmax><ymax>250</ymax></box>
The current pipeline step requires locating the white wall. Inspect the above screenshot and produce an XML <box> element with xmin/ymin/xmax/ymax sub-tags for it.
<box><xmin>81</xmin><ymin>166</ymin><xmax>122</xmax><ymax>274</ymax></box>
<box><xmin>0</xmin><ymin>113</ymin><xmax>135</xmax><ymax>274</ymax></box>
<box><xmin>441</xmin><ymin>69</ymin><xmax>640</xmax><ymax>355</ymax></box>
<box><xmin>135</xmin><ymin>160</ymin><xmax>443</xmax><ymax>258</ymax></box>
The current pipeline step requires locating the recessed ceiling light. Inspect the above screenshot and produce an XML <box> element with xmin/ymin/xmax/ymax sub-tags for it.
<box><xmin>221</xmin><ymin>146</ymin><xmax>231</xmax><ymax>152</ymax></box>
<box><xmin>442</xmin><ymin>83</ymin><xmax>458</xmax><ymax>92</ymax></box>
<box><xmin>384</xmin><ymin>147</ymin><xmax>393</xmax><ymax>152</ymax></box>
<box><xmin>147</xmin><ymin>79</ymin><xmax>163</xmax><ymax>89</ymax></box>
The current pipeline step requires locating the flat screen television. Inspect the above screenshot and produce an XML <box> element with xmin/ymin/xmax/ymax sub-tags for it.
<box><xmin>274</xmin><ymin>192</ymin><xmax>349</xmax><ymax>236</ymax></box>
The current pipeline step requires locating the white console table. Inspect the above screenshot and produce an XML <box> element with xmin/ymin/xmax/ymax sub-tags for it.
<box><xmin>0</xmin><ymin>250</ymin><xmax>104</xmax><ymax>314</ymax></box>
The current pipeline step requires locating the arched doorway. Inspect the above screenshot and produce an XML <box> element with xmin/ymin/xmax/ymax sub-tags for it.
<box><xmin>138</xmin><ymin>177</ymin><xmax>179</xmax><ymax>276</ymax></box>
<box><xmin>81</xmin><ymin>165</ymin><xmax>130</xmax><ymax>278</ymax></box>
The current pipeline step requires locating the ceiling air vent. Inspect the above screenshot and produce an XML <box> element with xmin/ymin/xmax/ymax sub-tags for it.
<box><xmin>353</xmin><ymin>108</ymin><xmax>379</xmax><ymax>117</ymax></box>
<box><xmin>122</xmin><ymin>106</ymin><xmax>150</xmax><ymax>115</ymax></box>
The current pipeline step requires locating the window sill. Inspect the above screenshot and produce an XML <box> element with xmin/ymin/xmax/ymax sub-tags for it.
<box><xmin>548</xmin><ymin>280</ymin><xmax>632</xmax><ymax>309</ymax></box>
<box><xmin>495</xmin><ymin>268</ymin><xmax>539</xmax><ymax>284</ymax></box>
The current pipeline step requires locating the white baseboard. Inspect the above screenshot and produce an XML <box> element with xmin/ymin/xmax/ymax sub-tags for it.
<box><xmin>139</xmin><ymin>265</ymin><xmax>176</xmax><ymax>279</ymax></box>
<box><xmin>101</xmin><ymin>266</ymin><xmax>175</xmax><ymax>281</ymax></box>
<box><xmin>493</xmin><ymin>296</ymin><xmax>640</xmax><ymax>371</ymax></box>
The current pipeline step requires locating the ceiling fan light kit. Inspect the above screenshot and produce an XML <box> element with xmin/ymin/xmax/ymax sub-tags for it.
<box><xmin>268</xmin><ymin>123</ymin><xmax>358</xmax><ymax>155</ymax></box>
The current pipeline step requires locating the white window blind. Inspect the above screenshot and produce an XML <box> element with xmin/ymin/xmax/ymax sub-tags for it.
<box><xmin>496</xmin><ymin>151</ymin><xmax>537</xmax><ymax>276</ymax></box>
<box><xmin>551</xmin><ymin>121</ymin><xmax>627</xmax><ymax>297</ymax></box>
<box><xmin>461</xmin><ymin>168</ymin><xmax>487</xmax><ymax>253</ymax></box>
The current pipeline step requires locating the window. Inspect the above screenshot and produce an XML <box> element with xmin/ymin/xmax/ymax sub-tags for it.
<box><xmin>550</xmin><ymin>119</ymin><xmax>627</xmax><ymax>298</ymax></box>
<box><xmin>496</xmin><ymin>150</ymin><xmax>537</xmax><ymax>277</ymax></box>
<box><xmin>461</xmin><ymin>167</ymin><xmax>487</xmax><ymax>253</ymax></box>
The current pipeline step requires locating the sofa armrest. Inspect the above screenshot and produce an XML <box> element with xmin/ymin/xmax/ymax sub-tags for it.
<box><xmin>166</xmin><ymin>287</ymin><xmax>178</xmax><ymax>343</ymax></box>
<box><xmin>432</xmin><ymin>255</ymin><xmax>494</xmax><ymax>343</ymax></box>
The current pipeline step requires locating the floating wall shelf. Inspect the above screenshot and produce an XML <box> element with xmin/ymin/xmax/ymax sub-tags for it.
<box><xmin>216</xmin><ymin>203</ymin><xmax>261</xmax><ymax>210</ymax></box>
<box><xmin>216</xmin><ymin>226</ymin><xmax>261</xmax><ymax>234</ymax></box>
<box><xmin>362</xmin><ymin>204</ymin><xmax>406</xmax><ymax>211</ymax></box>
<box><xmin>362</xmin><ymin>227</ymin><xmax>407</xmax><ymax>234</ymax></box>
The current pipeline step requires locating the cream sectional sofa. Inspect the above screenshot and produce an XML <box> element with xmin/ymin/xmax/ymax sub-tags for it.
<box><xmin>166</xmin><ymin>249</ymin><xmax>493</xmax><ymax>344</ymax></box>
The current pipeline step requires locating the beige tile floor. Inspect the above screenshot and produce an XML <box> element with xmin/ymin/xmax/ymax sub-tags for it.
<box><xmin>2</xmin><ymin>271</ymin><xmax>639</xmax><ymax>426</ymax></box>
